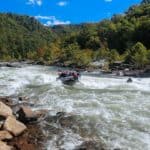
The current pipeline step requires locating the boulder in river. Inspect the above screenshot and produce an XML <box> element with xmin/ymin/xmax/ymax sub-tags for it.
<box><xmin>0</xmin><ymin>102</ymin><xmax>13</xmax><ymax>118</ymax></box>
<box><xmin>17</xmin><ymin>106</ymin><xmax>38</xmax><ymax>123</ymax></box>
<box><xmin>4</xmin><ymin>116</ymin><xmax>27</xmax><ymax>136</ymax></box>
<box><xmin>17</xmin><ymin>106</ymin><xmax>48</xmax><ymax>123</ymax></box>
<box><xmin>0</xmin><ymin>131</ymin><xmax>13</xmax><ymax>141</ymax></box>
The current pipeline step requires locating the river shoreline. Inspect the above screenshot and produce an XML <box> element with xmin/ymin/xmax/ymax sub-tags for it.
<box><xmin>0</xmin><ymin>61</ymin><xmax>150</xmax><ymax>78</ymax></box>
<box><xmin>0</xmin><ymin>96</ymin><xmax>46</xmax><ymax>150</ymax></box>
<box><xmin>0</xmin><ymin>96</ymin><xmax>107</xmax><ymax>150</ymax></box>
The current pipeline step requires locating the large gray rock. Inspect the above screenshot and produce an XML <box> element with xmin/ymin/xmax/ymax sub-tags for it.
<box><xmin>0</xmin><ymin>131</ymin><xmax>13</xmax><ymax>141</ymax></box>
<box><xmin>0</xmin><ymin>102</ymin><xmax>13</xmax><ymax>118</ymax></box>
<box><xmin>0</xmin><ymin>141</ymin><xmax>12</xmax><ymax>150</ymax></box>
<box><xmin>4</xmin><ymin>116</ymin><xmax>27</xmax><ymax>136</ymax></box>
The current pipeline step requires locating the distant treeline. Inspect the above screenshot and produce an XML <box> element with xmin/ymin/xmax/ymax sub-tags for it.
<box><xmin>0</xmin><ymin>0</ymin><xmax>150</xmax><ymax>68</ymax></box>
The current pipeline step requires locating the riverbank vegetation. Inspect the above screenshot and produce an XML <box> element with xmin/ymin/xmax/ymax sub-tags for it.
<box><xmin>0</xmin><ymin>0</ymin><xmax>150</xmax><ymax>68</ymax></box>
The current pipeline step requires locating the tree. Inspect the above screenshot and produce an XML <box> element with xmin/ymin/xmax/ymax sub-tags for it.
<box><xmin>96</xmin><ymin>48</ymin><xmax>109</xmax><ymax>60</ymax></box>
<box><xmin>48</xmin><ymin>42</ymin><xmax>61</xmax><ymax>62</ymax></box>
<box><xmin>73</xmin><ymin>49</ymin><xmax>93</xmax><ymax>67</ymax></box>
<box><xmin>109</xmin><ymin>49</ymin><xmax>121</xmax><ymax>64</ymax></box>
<box><xmin>77</xmin><ymin>24</ymin><xmax>100</xmax><ymax>50</ymax></box>
<box><xmin>126</xmin><ymin>42</ymin><xmax>149</xmax><ymax>68</ymax></box>
<box><xmin>62</xmin><ymin>42</ymin><xmax>80</xmax><ymax>65</ymax></box>
<box><xmin>135</xmin><ymin>21</ymin><xmax>150</xmax><ymax>49</ymax></box>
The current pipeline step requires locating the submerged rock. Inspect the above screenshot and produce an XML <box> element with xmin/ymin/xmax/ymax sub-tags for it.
<box><xmin>0</xmin><ymin>62</ymin><xmax>21</xmax><ymax>68</ymax></box>
<box><xmin>127</xmin><ymin>78</ymin><xmax>132</xmax><ymax>83</ymax></box>
<box><xmin>0</xmin><ymin>97</ymin><xmax>16</xmax><ymax>107</ymax></box>
<box><xmin>4</xmin><ymin>116</ymin><xmax>27</xmax><ymax>136</ymax></box>
<box><xmin>0</xmin><ymin>102</ymin><xmax>13</xmax><ymax>118</ymax></box>
<box><xmin>75</xmin><ymin>140</ymin><xmax>107</xmax><ymax>150</ymax></box>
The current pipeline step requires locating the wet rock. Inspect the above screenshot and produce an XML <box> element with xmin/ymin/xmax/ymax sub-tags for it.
<box><xmin>8</xmin><ymin>124</ymin><xmax>45</xmax><ymax>150</ymax></box>
<box><xmin>0</xmin><ymin>62</ymin><xmax>21</xmax><ymax>68</ymax></box>
<box><xmin>59</xmin><ymin>115</ymin><xmax>79</xmax><ymax>128</ymax></box>
<box><xmin>56</xmin><ymin>112</ymin><xmax>66</xmax><ymax>118</ymax></box>
<box><xmin>17</xmin><ymin>106</ymin><xmax>49</xmax><ymax>123</ymax></box>
<box><xmin>127</xmin><ymin>78</ymin><xmax>132</xmax><ymax>83</ymax></box>
<box><xmin>17</xmin><ymin>106</ymin><xmax>37</xmax><ymax>123</ymax></box>
<box><xmin>10</xmin><ymin>138</ymin><xmax>36</xmax><ymax>150</ymax></box>
<box><xmin>0</xmin><ymin>141</ymin><xmax>12</xmax><ymax>150</ymax></box>
<box><xmin>6</xmin><ymin>64</ymin><xmax>14</xmax><ymax>67</ymax></box>
<box><xmin>0</xmin><ymin>97</ymin><xmax>46</xmax><ymax>150</ymax></box>
<box><xmin>0</xmin><ymin>102</ymin><xmax>13</xmax><ymax>118</ymax></box>
<box><xmin>6</xmin><ymin>63</ymin><xmax>21</xmax><ymax>68</ymax></box>
<box><xmin>75</xmin><ymin>140</ymin><xmax>107</xmax><ymax>150</ymax></box>
<box><xmin>0</xmin><ymin>131</ymin><xmax>13</xmax><ymax>141</ymax></box>
<box><xmin>4</xmin><ymin>116</ymin><xmax>27</xmax><ymax>136</ymax></box>
<box><xmin>34</xmin><ymin>109</ymin><xmax>49</xmax><ymax>119</ymax></box>
<box><xmin>18</xmin><ymin>96</ymin><xmax>29</xmax><ymax>102</ymax></box>
<box><xmin>34</xmin><ymin>60</ymin><xmax>47</xmax><ymax>65</ymax></box>
<box><xmin>0</xmin><ymin>97</ymin><xmax>12</xmax><ymax>105</ymax></box>
<box><xmin>44</xmin><ymin>112</ymin><xmax>66</xmax><ymax>124</ymax></box>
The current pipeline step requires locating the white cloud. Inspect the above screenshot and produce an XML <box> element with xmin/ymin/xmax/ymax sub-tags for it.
<box><xmin>27</xmin><ymin>0</ymin><xmax>42</xmax><ymax>6</ymax></box>
<box><xmin>35</xmin><ymin>15</ymin><xmax>71</xmax><ymax>26</ymax></box>
<box><xmin>45</xmin><ymin>20</ymin><xmax>70</xmax><ymax>26</ymax></box>
<box><xmin>57</xmin><ymin>1</ymin><xmax>68</xmax><ymax>7</ymax></box>
<box><xmin>104</xmin><ymin>0</ymin><xmax>112</xmax><ymax>2</ymax></box>
<box><xmin>35</xmin><ymin>15</ymin><xmax>55</xmax><ymax>20</ymax></box>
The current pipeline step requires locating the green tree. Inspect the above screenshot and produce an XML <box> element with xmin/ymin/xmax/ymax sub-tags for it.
<box><xmin>126</xmin><ymin>42</ymin><xmax>149</xmax><ymax>68</ymax></box>
<box><xmin>96</xmin><ymin>48</ymin><xmax>109</xmax><ymax>60</ymax></box>
<box><xmin>74</xmin><ymin>49</ymin><xmax>93</xmax><ymax>67</ymax></box>
<box><xmin>48</xmin><ymin>42</ymin><xmax>61</xmax><ymax>62</ymax></box>
<box><xmin>109</xmin><ymin>49</ymin><xmax>121</xmax><ymax>63</ymax></box>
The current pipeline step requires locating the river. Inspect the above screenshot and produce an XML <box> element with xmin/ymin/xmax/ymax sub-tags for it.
<box><xmin>0</xmin><ymin>65</ymin><xmax>149</xmax><ymax>150</ymax></box>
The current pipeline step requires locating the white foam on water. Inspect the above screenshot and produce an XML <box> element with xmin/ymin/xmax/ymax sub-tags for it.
<box><xmin>47</xmin><ymin>131</ymin><xmax>83</xmax><ymax>150</ymax></box>
<box><xmin>0</xmin><ymin>65</ymin><xmax>150</xmax><ymax>150</ymax></box>
<box><xmin>80</xmin><ymin>75</ymin><xmax>150</xmax><ymax>92</ymax></box>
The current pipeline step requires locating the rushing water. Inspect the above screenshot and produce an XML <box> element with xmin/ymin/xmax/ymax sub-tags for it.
<box><xmin>0</xmin><ymin>65</ymin><xmax>150</xmax><ymax>150</ymax></box>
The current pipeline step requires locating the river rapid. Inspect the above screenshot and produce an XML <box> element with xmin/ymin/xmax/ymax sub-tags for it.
<box><xmin>0</xmin><ymin>64</ymin><xmax>150</xmax><ymax>150</ymax></box>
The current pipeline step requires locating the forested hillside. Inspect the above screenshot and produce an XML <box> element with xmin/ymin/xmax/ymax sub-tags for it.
<box><xmin>0</xmin><ymin>13</ymin><xmax>56</xmax><ymax>60</ymax></box>
<box><xmin>0</xmin><ymin>1</ymin><xmax>150</xmax><ymax>68</ymax></box>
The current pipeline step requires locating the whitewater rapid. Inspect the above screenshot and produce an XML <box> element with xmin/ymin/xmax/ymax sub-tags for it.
<box><xmin>0</xmin><ymin>65</ymin><xmax>150</xmax><ymax>150</ymax></box>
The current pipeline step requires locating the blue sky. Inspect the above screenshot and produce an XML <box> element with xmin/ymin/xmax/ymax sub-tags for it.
<box><xmin>0</xmin><ymin>0</ymin><xmax>142</xmax><ymax>26</ymax></box>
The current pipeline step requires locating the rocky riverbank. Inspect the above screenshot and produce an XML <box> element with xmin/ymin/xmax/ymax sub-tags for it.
<box><xmin>0</xmin><ymin>97</ymin><xmax>107</xmax><ymax>150</ymax></box>
<box><xmin>1</xmin><ymin>61</ymin><xmax>150</xmax><ymax>78</ymax></box>
<box><xmin>0</xmin><ymin>97</ymin><xmax>47</xmax><ymax>150</ymax></box>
